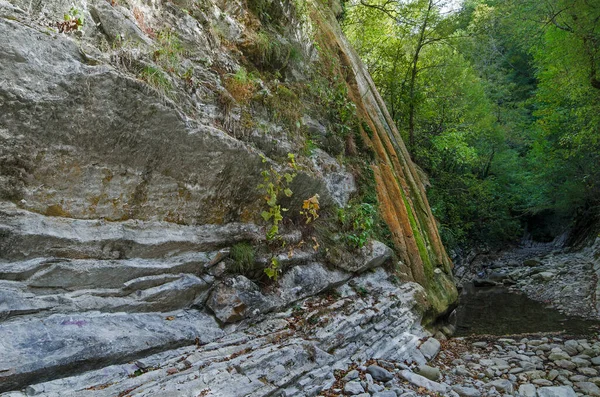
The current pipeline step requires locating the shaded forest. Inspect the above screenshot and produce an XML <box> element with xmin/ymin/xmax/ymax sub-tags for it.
<box><xmin>342</xmin><ymin>0</ymin><xmax>600</xmax><ymax>250</ymax></box>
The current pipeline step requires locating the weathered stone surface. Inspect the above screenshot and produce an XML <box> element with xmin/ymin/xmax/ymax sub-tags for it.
<box><xmin>372</xmin><ymin>392</ymin><xmax>397</xmax><ymax>397</ymax></box>
<box><xmin>26</xmin><ymin>254</ymin><xmax>213</xmax><ymax>290</ymax></box>
<box><xmin>337</xmin><ymin>241</ymin><xmax>393</xmax><ymax>273</ymax></box>
<box><xmin>7</xmin><ymin>279</ymin><xmax>426</xmax><ymax>396</ymax></box>
<box><xmin>486</xmin><ymin>379</ymin><xmax>513</xmax><ymax>394</ymax></box>
<box><xmin>90</xmin><ymin>2</ymin><xmax>152</xmax><ymax>45</ymax></box>
<box><xmin>0</xmin><ymin>310</ymin><xmax>223</xmax><ymax>392</ymax></box>
<box><xmin>452</xmin><ymin>385</ymin><xmax>481</xmax><ymax>397</ymax></box>
<box><xmin>537</xmin><ymin>386</ymin><xmax>577</xmax><ymax>397</ymax></box>
<box><xmin>419</xmin><ymin>337</ymin><xmax>441</xmax><ymax>360</ymax></box>
<box><xmin>207</xmin><ymin>276</ymin><xmax>274</xmax><ymax>323</ymax></box>
<box><xmin>367</xmin><ymin>365</ymin><xmax>394</xmax><ymax>382</ymax></box>
<box><xmin>0</xmin><ymin>0</ymin><xmax>460</xmax><ymax>395</ymax></box>
<box><xmin>0</xmin><ymin>204</ymin><xmax>263</xmax><ymax>260</ymax></box>
<box><xmin>0</xmin><ymin>284</ymin><xmax>55</xmax><ymax>320</ymax></box>
<box><xmin>575</xmin><ymin>381</ymin><xmax>600</xmax><ymax>396</ymax></box>
<box><xmin>518</xmin><ymin>383</ymin><xmax>537</xmax><ymax>397</ymax></box>
<box><xmin>399</xmin><ymin>370</ymin><xmax>448</xmax><ymax>394</ymax></box>
<box><xmin>416</xmin><ymin>365</ymin><xmax>441</xmax><ymax>381</ymax></box>
<box><xmin>278</xmin><ymin>262</ymin><xmax>350</xmax><ymax>303</ymax></box>
<box><xmin>310</xmin><ymin>149</ymin><xmax>356</xmax><ymax>207</ymax></box>
<box><xmin>344</xmin><ymin>381</ymin><xmax>365</xmax><ymax>395</ymax></box>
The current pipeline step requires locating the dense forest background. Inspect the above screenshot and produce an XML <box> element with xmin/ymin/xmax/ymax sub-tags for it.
<box><xmin>342</xmin><ymin>0</ymin><xmax>600</xmax><ymax>251</ymax></box>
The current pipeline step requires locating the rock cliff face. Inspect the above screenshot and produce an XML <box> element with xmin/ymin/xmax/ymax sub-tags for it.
<box><xmin>0</xmin><ymin>0</ymin><xmax>457</xmax><ymax>394</ymax></box>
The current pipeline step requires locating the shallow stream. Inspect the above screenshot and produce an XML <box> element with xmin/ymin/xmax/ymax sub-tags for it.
<box><xmin>455</xmin><ymin>283</ymin><xmax>600</xmax><ymax>336</ymax></box>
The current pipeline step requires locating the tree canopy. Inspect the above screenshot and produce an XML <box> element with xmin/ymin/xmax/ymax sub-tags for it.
<box><xmin>343</xmin><ymin>0</ymin><xmax>600</xmax><ymax>250</ymax></box>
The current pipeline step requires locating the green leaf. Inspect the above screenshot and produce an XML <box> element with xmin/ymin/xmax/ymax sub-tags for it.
<box><xmin>284</xmin><ymin>188</ymin><xmax>293</xmax><ymax>197</ymax></box>
<box><xmin>261</xmin><ymin>211</ymin><xmax>272</xmax><ymax>221</ymax></box>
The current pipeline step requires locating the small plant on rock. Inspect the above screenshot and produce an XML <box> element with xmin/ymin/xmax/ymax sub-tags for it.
<box><xmin>229</xmin><ymin>242</ymin><xmax>256</xmax><ymax>274</ymax></box>
<box><xmin>338</xmin><ymin>202</ymin><xmax>376</xmax><ymax>249</ymax></box>
<box><xmin>257</xmin><ymin>153</ymin><xmax>298</xmax><ymax>241</ymax></box>
<box><xmin>300</xmin><ymin>194</ymin><xmax>320</xmax><ymax>224</ymax></box>
<box><xmin>264</xmin><ymin>256</ymin><xmax>281</xmax><ymax>281</ymax></box>
<box><xmin>153</xmin><ymin>28</ymin><xmax>184</xmax><ymax>72</ymax></box>
<box><xmin>56</xmin><ymin>7</ymin><xmax>84</xmax><ymax>33</ymax></box>
<box><xmin>224</xmin><ymin>67</ymin><xmax>258</xmax><ymax>103</ymax></box>
<box><xmin>139</xmin><ymin>65</ymin><xmax>172</xmax><ymax>92</ymax></box>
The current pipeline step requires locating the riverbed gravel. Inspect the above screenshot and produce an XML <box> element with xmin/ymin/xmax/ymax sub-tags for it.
<box><xmin>328</xmin><ymin>334</ymin><xmax>600</xmax><ymax>396</ymax></box>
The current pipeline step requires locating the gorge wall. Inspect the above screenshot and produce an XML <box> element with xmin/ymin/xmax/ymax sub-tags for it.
<box><xmin>0</xmin><ymin>0</ymin><xmax>457</xmax><ymax>394</ymax></box>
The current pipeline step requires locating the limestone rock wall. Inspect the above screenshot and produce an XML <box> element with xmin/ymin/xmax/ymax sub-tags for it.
<box><xmin>0</xmin><ymin>0</ymin><xmax>457</xmax><ymax>393</ymax></box>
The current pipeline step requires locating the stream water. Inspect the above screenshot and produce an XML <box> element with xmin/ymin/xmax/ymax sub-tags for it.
<box><xmin>455</xmin><ymin>283</ymin><xmax>600</xmax><ymax>337</ymax></box>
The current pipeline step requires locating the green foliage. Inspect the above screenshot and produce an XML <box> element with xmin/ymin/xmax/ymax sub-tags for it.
<box><xmin>264</xmin><ymin>257</ymin><xmax>281</xmax><ymax>280</ymax></box>
<box><xmin>262</xmin><ymin>83</ymin><xmax>303</xmax><ymax>129</ymax></box>
<box><xmin>311</xmin><ymin>77</ymin><xmax>358</xmax><ymax>140</ymax></box>
<box><xmin>224</xmin><ymin>67</ymin><xmax>259</xmax><ymax>103</ymax></box>
<box><xmin>65</xmin><ymin>7</ymin><xmax>84</xmax><ymax>27</ymax></box>
<box><xmin>139</xmin><ymin>66</ymin><xmax>172</xmax><ymax>92</ymax></box>
<box><xmin>250</xmin><ymin>30</ymin><xmax>304</xmax><ymax>72</ymax></box>
<box><xmin>343</xmin><ymin>0</ymin><xmax>600</xmax><ymax>249</ymax></box>
<box><xmin>57</xmin><ymin>7</ymin><xmax>84</xmax><ymax>33</ymax></box>
<box><xmin>338</xmin><ymin>203</ymin><xmax>376</xmax><ymax>249</ymax></box>
<box><xmin>229</xmin><ymin>242</ymin><xmax>256</xmax><ymax>274</ymax></box>
<box><xmin>153</xmin><ymin>29</ymin><xmax>184</xmax><ymax>72</ymax></box>
<box><xmin>257</xmin><ymin>153</ymin><xmax>298</xmax><ymax>240</ymax></box>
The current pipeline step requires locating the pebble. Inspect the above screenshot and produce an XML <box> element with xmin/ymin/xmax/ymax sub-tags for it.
<box><xmin>452</xmin><ymin>385</ymin><xmax>481</xmax><ymax>397</ymax></box>
<box><xmin>575</xmin><ymin>381</ymin><xmax>600</xmax><ymax>396</ymax></box>
<box><xmin>344</xmin><ymin>381</ymin><xmax>365</xmax><ymax>395</ymax></box>
<box><xmin>367</xmin><ymin>365</ymin><xmax>394</xmax><ymax>382</ymax></box>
